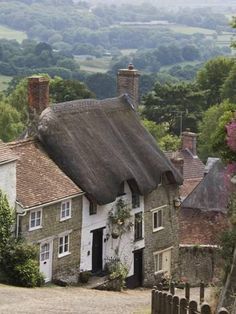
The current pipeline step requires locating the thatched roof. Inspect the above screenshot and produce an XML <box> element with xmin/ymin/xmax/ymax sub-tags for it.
<box><xmin>38</xmin><ymin>95</ymin><xmax>182</xmax><ymax>205</ymax></box>
<box><xmin>182</xmin><ymin>160</ymin><xmax>233</xmax><ymax>213</ymax></box>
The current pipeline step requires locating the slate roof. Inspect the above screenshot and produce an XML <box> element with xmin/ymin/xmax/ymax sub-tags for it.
<box><xmin>182</xmin><ymin>160</ymin><xmax>233</xmax><ymax>213</ymax></box>
<box><xmin>179</xmin><ymin>208</ymin><xmax>229</xmax><ymax>245</ymax></box>
<box><xmin>38</xmin><ymin>95</ymin><xmax>183</xmax><ymax>205</ymax></box>
<box><xmin>0</xmin><ymin>140</ymin><xmax>17</xmax><ymax>164</ymax></box>
<box><xmin>8</xmin><ymin>139</ymin><xmax>82</xmax><ymax>208</ymax></box>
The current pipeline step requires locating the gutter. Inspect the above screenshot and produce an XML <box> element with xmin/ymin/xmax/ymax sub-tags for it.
<box><xmin>179</xmin><ymin>244</ymin><xmax>219</xmax><ymax>248</ymax></box>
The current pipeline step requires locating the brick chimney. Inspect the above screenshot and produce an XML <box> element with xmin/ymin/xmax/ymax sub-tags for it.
<box><xmin>117</xmin><ymin>63</ymin><xmax>140</xmax><ymax>110</ymax></box>
<box><xmin>181</xmin><ymin>129</ymin><xmax>197</xmax><ymax>156</ymax></box>
<box><xmin>27</xmin><ymin>76</ymin><xmax>49</xmax><ymax>136</ymax></box>
<box><xmin>170</xmin><ymin>157</ymin><xmax>184</xmax><ymax>176</ymax></box>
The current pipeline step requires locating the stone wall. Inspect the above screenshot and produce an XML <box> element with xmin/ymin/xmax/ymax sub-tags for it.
<box><xmin>179</xmin><ymin>246</ymin><xmax>223</xmax><ymax>286</ymax></box>
<box><xmin>19</xmin><ymin>196</ymin><xmax>82</xmax><ymax>283</ymax></box>
<box><xmin>143</xmin><ymin>183</ymin><xmax>179</xmax><ymax>287</ymax></box>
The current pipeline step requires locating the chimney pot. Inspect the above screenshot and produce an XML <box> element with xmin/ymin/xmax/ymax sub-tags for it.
<box><xmin>28</xmin><ymin>76</ymin><xmax>49</xmax><ymax>116</ymax></box>
<box><xmin>117</xmin><ymin>64</ymin><xmax>140</xmax><ymax>111</ymax></box>
<box><xmin>181</xmin><ymin>130</ymin><xmax>197</xmax><ymax>156</ymax></box>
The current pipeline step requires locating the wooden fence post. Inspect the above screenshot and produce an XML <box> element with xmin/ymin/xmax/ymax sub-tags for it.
<box><xmin>201</xmin><ymin>303</ymin><xmax>211</xmax><ymax>314</ymax></box>
<box><xmin>189</xmin><ymin>300</ymin><xmax>198</xmax><ymax>314</ymax></box>
<box><xmin>170</xmin><ymin>282</ymin><xmax>175</xmax><ymax>295</ymax></box>
<box><xmin>166</xmin><ymin>294</ymin><xmax>173</xmax><ymax>314</ymax></box>
<box><xmin>152</xmin><ymin>289</ymin><xmax>158</xmax><ymax>314</ymax></box>
<box><xmin>173</xmin><ymin>296</ymin><xmax>179</xmax><ymax>314</ymax></box>
<box><xmin>218</xmin><ymin>308</ymin><xmax>229</xmax><ymax>314</ymax></box>
<box><xmin>157</xmin><ymin>291</ymin><xmax>163</xmax><ymax>314</ymax></box>
<box><xmin>200</xmin><ymin>282</ymin><xmax>205</xmax><ymax>304</ymax></box>
<box><xmin>180</xmin><ymin>298</ymin><xmax>188</xmax><ymax>314</ymax></box>
<box><xmin>185</xmin><ymin>282</ymin><xmax>190</xmax><ymax>302</ymax></box>
<box><xmin>162</xmin><ymin>293</ymin><xmax>167</xmax><ymax>314</ymax></box>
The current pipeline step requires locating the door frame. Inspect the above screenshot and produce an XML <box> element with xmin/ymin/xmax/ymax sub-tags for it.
<box><xmin>39</xmin><ymin>238</ymin><xmax>53</xmax><ymax>282</ymax></box>
<box><xmin>91</xmin><ymin>227</ymin><xmax>105</xmax><ymax>273</ymax></box>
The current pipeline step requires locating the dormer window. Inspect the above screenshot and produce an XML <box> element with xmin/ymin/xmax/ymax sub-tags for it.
<box><xmin>117</xmin><ymin>182</ymin><xmax>125</xmax><ymax>196</ymax></box>
<box><xmin>132</xmin><ymin>192</ymin><xmax>140</xmax><ymax>208</ymax></box>
<box><xmin>60</xmin><ymin>200</ymin><xmax>71</xmax><ymax>221</ymax></box>
<box><xmin>89</xmin><ymin>200</ymin><xmax>97</xmax><ymax>215</ymax></box>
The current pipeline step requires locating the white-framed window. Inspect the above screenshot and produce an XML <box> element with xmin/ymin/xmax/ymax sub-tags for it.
<box><xmin>29</xmin><ymin>209</ymin><xmax>42</xmax><ymax>231</ymax></box>
<box><xmin>58</xmin><ymin>233</ymin><xmax>70</xmax><ymax>257</ymax></box>
<box><xmin>154</xmin><ymin>251</ymin><xmax>163</xmax><ymax>273</ymax></box>
<box><xmin>152</xmin><ymin>207</ymin><xmax>164</xmax><ymax>232</ymax></box>
<box><xmin>60</xmin><ymin>200</ymin><xmax>71</xmax><ymax>221</ymax></box>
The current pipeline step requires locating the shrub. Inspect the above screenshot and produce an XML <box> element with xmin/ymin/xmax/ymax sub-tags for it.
<box><xmin>14</xmin><ymin>259</ymin><xmax>44</xmax><ymax>288</ymax></box>
<box><xmin>105</xmin><ymin>257</ymin><xmax>128</xmax><ymax>290</ymax></box>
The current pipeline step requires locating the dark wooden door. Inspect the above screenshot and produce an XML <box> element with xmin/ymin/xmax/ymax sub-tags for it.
<box><xmin>92</xmin><ymin>228</ymin><xmax>103</xmax><ymax>273</ymax></box>
<box><xmin>126</xmin><ymin>249</ymin><xmax>143</xmax><ymax>288</ymax></box>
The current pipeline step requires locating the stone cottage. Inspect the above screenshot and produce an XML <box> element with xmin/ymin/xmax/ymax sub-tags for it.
<box><xmin>179</xmin><ymin>159</ymin><xmax>231</xmax><ymax>285</ymax></box>
<box><xmin>1</xmin><ymin>66</ymin><xmax>183</xmax><ymax>286</ymax></box>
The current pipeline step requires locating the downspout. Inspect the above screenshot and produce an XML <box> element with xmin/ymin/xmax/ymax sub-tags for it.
<box><xmin>16</xmin><ymin>203</ymin><xmax>27</xmax><ymax>238</ymax></box>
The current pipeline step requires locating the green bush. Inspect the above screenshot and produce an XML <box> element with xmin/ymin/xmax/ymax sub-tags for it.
<box><xmin>14</xmin><ymin>259</ymin><xmax>44</xmax><ymax>288</ymax></box>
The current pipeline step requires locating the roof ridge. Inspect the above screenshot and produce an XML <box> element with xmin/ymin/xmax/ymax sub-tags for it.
<box><xmin>7</xmin><ymin>137</ymin><xmax>38</xmax><ymax>148</ymax></box>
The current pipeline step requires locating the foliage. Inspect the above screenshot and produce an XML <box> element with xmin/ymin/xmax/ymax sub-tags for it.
<box><xmin>141</xmin><ymin>119</ymin><xmax>180</xmax><ymax>151</ymax></box>
<box><xmin>108</xmin><ymin>199</ymin><xmax>133</xmax><ymax>238</ymax></box>
<box><xmin>196</xmin><ymin>56</ymin><xmax>234</xmax><ymax>107</ymax></box>
<box><xmin>105</xmin><ymin>257</ymin><xmax>128</xmax><ymax>290</ymax></box>
<box><xmin>85</xmin><ymin>73</ymin><xmax>116</xmax><ymax>99</ymax></box>
<box><xmin>198</xmin><ymin>101</ymin><xmax>236</xmax><ymax>161</ymax></box>
<box><xmin>220</xmin><ymin>228</ymin><xmax>236</xmax><ymax>281</ymax></box>
<box><xmin>142</xmin><ymin>81</ymin><xmax>206</xmax><ymax>135</ymax></box>
<box><xmin>0</xmin><ymin>190</ymin><xmax>44</xmax><ymax>287</ymax></box>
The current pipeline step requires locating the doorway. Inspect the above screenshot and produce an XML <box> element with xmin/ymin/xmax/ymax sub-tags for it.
<box><xmin>40</xmin><ymin>239</ymin><xmax>53</xmax><ymax>282</ymax></box>
<box><xmin>92</xmin><ymin>228</ymin><xmax>103</xmax><ymax>273</ymax></box>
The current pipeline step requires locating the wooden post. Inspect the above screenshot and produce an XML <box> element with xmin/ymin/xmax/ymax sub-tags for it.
<box><xmin>200</xmin><ymin>281</ymin><xmax>205</xmax><ymax>304</ymax></box>
<box><xmin>151</xmin><ymin>289</ymin><xmax>156</xmax><ymax>314</ymax></box>
<box><xmin>218</xmin><ymin>308</ymin><xmax>229</xmax><ymax>314</ymax></box>
<box><xmin>170</xmin><ymin>282</ymin><xmax>175</xmax><ymax>295</ymax></box>
<box><xmin>185</xmin><ymin>282</ymin><xmax>190</xmax><ymax>302</ymax></box>
<box><xmin>166</xmin><ymin>294</ymin><xmax>173</xmax><ymax>314</ymax></box>
<box><xmin>189</xmin><ymin>300</ymin><xmax>198</xmax><ymax>314</ymax></box>
<box><xmin>201</xmin><ymin>303</ymin><xmax>211</xmax><ymax>314</ymax></box>
<box><xmin>157</xmin><ymin>291</ymin><xmax>163</xmax><ymax>314</ymax></box>
<box><xmin>162</xmin><ymin>293</ymin><xmax>167</xmax><ymax>314</ymax></box>
<box><xmin>180</xmin><ymin>298</ymin><xmax>188</xmax><ymax>314</ymax></box>
<box><xmin>173</xmin><ymin>296</ymin><xmax>179</xmax><ymax>314</ymax></box>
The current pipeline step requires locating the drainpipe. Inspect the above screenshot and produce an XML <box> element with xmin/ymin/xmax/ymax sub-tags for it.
<box><xmin>16</xmin><ymin>204</ymin><xmax>27</xmax><ymax>238</ymax></box>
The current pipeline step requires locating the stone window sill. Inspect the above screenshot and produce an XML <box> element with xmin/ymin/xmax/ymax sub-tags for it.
<box><xmin>58</xmin><ymin>252</ymin><xmax>71</xmax><ymax>259</ymax></box>
<box><xmin>153</xmin><ymin>226</ymin><xmax>164</xmax><ymax>233</ymax></box>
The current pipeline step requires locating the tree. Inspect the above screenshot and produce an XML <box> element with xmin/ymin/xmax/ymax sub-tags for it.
<box><xmin>221</xmin><ymin>63</ymin><xmax>236</xmax><ymax>103</ymax></box>
<box><xmin>0</xmin><ymin>190</ymin><xmax>13</xmax><ymax>254</ymax></box>
<box><xmin>198</xmin><ymin>101</ymin><xmax>236</xmax><ymax>162</ymax></box>
<box><xmin>196</xmin><ymin>56</ymin><xmax>234</xmax><ymax>107</ymax></box>
<box><xmin>0</xmin><ymin>100</ymin><xmax>24</xmax><ymax>142</ymax></box>
<box><xmin>142</xmin><ymin>119</ymin><xmax>180</xmax><ymax>151</ymax></box>
<box><xmin>142</xmin><ymin>81</ymin><xmax>206</xmax><ymax>135</ymax></box>
<box><xmin>85</xmin><ymin>73</ymin><xmax>116</xmax><ymax>99</ymax></box>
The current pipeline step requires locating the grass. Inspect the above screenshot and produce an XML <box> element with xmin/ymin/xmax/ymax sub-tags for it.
<box><xmin>160</xmin><ymin>60</ymin><xmax>201</xmax><ymax>71</ymax></box>
<box><xmin>0</xmin><ymin>75</ymin><xmax>12</xmax><ymax>91</ymax></box>
<box><xmin>168</xmin><ymin>24</ymin><xmax>216</xmax><ymax>35</ymax></box>
<box><xmin>121</xmin><ymin>49</ymin><xmax>137</xmax><ymax>56</ymax></box>
<box><xmin>0</xmin><ymin>25</ymin><xmax>27</xmax><ymax>42</ymax></box>
<box><xmin>75</xmin><ymin>55</ymin><xmax>112</xmax><ymax>73</ymax></box>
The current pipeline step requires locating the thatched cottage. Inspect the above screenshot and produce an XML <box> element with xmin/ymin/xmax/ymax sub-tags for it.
<box><xmin>0</xmin><ymin>67</ymin><xmax>182</xmax><ymax>287</ymax></box>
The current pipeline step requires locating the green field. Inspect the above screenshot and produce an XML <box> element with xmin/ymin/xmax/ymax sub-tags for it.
<box><xmin>75</xmin><ymin>55</ymin><xmax>112</xmax><ymax>73</ymax></box>
<box><xmin>121</xmin><ymin>49</ymin><xmax>138</xmax><ymax>56</ymax></box>
<box><xmin>168</xmin><ymin>24</ymin><xmax>216</xmax><ymax>35</ymax></box>
<box><xmin>0</xmin><ymin>75</ymin><xmax>12</xmax><ymax>91</ymax></box>
<box><xmin>0</xmin><ymin>25</ymin><xmax>27</xmax><ymax>42</ymax></box>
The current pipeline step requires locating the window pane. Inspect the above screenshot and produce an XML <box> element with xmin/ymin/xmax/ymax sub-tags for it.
<box><xmin>158</xmin><ymin>210</ymin><xmax>162</xmax><ymax>227</ymax></box>
<box><xmin>31</xmin><ymin>212</ymin><xmax>36</xmax><ymax>220</ymax></box>
<box><xmin>36</xmin><ymin>211</ymin><xmax>41</xmax><ymax>219</ymax></box>
<box><xmin>59</xmin><ymin>237</ymin><xmax>63</xmax><ymax>246</ymax></box>
<box><xmin>159</xmin><ymin>253</ymin><xmax>163</xmax><ymax>271</ymax></box>
<box><xmin>153</xmin><ymin>212</ymin><xmax>157</xmax><ymax>229</ymax></box>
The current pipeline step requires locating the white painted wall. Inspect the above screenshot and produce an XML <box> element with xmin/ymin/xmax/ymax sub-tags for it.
<box><xmin>80</xmin><ymin>182</ymin><xmax>144</xmax><ymax>277</ymax></box>
<box><xmin>0</xmin><ymin>161</ymin><xmax>16</xmax><ymax>208</ymax></box>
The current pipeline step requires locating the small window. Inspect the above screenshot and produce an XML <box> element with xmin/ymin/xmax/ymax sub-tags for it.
<box><xmin>58</xmin><ymin>234</ymin><xmax>70</xmax><ymax>257</ymax></box>
<box><xmin>153</xmin><ymin>209</ymin><xmax>163</xmax><ymax>232</ymax></box>
<box><xmin>154</xmin><ymin>252</ymin><xmax>163</xmax><ymax>273</ymax></box>
<box><xmin>89</xmin><ymin>200</ymin><xmax>97</xmax><ymax>215</ymax></box>
<box><xmin>134</xmin><ymin>212</ymin><xmax>143</xmax><ymax>241</ymax></box>
<box><xmin>132</xmin><ymin>192</ymin><xmax>140</xmax><ymax>208</ymax></box>
<box><xmin>29</xmin><ymin>209</ymin><xmax>42</xmax><ymax>230</ymax></box>
<box><xmin>60</xmin><ymin>200</ymin><xmax>71</xmax><ymax>221</ymax></box>
<box><xmin>117</xmin><ymin>182</ymin><xmax>125</xmax><ymax>196</ymax></box>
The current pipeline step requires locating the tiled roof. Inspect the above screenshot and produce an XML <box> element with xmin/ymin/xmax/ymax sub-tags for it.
<box><xmin>165</xmin><ymin>149</ymin><xmax>205</xmax><ymax>180</ymax></box>
<box><xmin>180</xmin><ymin>178</ymin><xmax>202</xmax><ymax>200</ymax></box>
<box><xmin>0</xmin><ymin>140</ymin><xmax>17</xmax><ymax>164</ymax></box>
<box><xmin>8</xmin><ymin>139</ymin><xmax>82</xmax><ymax>208</ymax></box>
<box><xmin>179</xmin><ymin>208</ymin><xmax>229</xmax><ymax>245</ymax></box>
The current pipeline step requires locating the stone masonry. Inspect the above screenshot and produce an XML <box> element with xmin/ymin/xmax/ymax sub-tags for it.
<box><xmin>19</xmin><ymin>196</ymin><xmax>82</xmax><ymax>282</ymax></box>
<box><xmin>143</xmin><ymin>183</ymin><xmax>179</xmax><ymax>287</ymax></box>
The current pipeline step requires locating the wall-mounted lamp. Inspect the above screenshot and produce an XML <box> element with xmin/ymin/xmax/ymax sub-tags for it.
<box><xmin>173</xmin><ymin>197</ymin><xmax>181</xmax><ymax>209</ymax></box>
